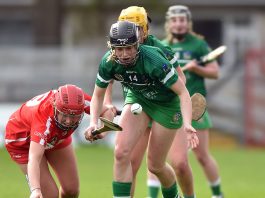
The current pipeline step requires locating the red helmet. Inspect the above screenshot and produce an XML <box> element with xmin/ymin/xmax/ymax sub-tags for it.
<box><xmin>54</xmin><ymin>84</ymin><xmax>85</xmax><ymax>130</ymax></box>
<box><xmin>55</xmin><ymin>84</ymin><xmax>84</xmax><ymax>115</ymax></box>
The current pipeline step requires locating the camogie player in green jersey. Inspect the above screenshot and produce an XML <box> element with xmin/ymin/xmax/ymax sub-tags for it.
<box><xmin>84</xmin><ymin>21</ymin><xmax>198</xmax><ymax>198</ymax></box>
<box><xmin>118</xmin><ymin>6</ymin><xmax>197</xmax><ymax>198</ymax></box>
<box><xmin>119</xmin><ymin>6</ymin><xmax>186</xmax><ymax>85</ymax></box>
<box><xmin>163</xmin><ymin>5</ymin><xmax>223</xmax><ymax>198</ymax></box>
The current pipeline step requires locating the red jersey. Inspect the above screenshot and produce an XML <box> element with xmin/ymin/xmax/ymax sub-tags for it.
<box><xmin>5</xmin><ymin>90</ymin><xmax>91</xmax><ymax>151</ymax></box>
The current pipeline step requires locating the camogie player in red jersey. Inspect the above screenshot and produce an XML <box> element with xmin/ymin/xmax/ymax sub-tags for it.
<box><xmin>5</xmin><ymin>84</ymin><xmax>115</xmax><ymax>198</ymax></box>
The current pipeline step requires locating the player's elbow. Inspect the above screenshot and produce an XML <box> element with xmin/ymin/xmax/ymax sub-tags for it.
<box><xmin>207</xmin><ymin>63</ymin><xmax>219</xmax><ymax>79</ymax></box>
<box><xmin>208</xmin><ymin>68</ymin><xmax>219</xmax><ymax>79</ymax></box>
<box><xmin>212</xmin><ymin>72</ymin><xmax>219</xmax><ymax>79</ymax></box>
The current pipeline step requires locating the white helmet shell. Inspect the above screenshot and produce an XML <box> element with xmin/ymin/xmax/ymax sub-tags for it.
<box><xmin>166</xmin><ymin>5</ymin><xmax>192</xmax><ymax>21</ymax></box>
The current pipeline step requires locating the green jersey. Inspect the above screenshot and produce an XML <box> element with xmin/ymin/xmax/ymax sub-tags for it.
<box><xmin>96</xmin><ymin>45</ymin><xmax>179</xmax><ymax>103</ymax></box>
<box><xmin>162</xmin><ymin>33</ymin><xmax>212</xmax><ymax>96</ymax></box>
<box><xmin>122</xmin><ymin>34</ymin><xmax>179</xmax><ymax>98</ymax></box>
<box><xmin>144</xmin><ymin>34</ymin><xmax>178</xmax><ymax>68</ymax></box>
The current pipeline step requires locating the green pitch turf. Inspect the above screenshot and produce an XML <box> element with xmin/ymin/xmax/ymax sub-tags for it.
<box><xmin>1</xmin><ymin>145</ymin><xmax>264</xmax><ymax>197</ymax></box>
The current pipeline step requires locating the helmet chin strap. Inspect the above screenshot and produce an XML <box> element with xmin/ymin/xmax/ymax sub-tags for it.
<box><xmin>53</xmin><ymin>108</ymin><xmax>82</xmax><ymax>131</ymax></box>
<box><xmin>54</xmin><ymin>119</ymin><xmax>78</xmax><ymax>131</ymax></box>
<box><xmin>172</xmin><ymin>33</ymin><xmax>187</xmax><ymax>41</ymax></box>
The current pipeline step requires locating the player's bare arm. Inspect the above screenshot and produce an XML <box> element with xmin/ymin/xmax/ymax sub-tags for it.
<box><xmin>90</xmin><ymin>85</ymin><xmax>107</xmax><ymax>125</ymax></box>
<box><xmin>84</xmin><ymin>85</ymin><xmax>107</xmax><ymax>141</ymax></box>
<box><xmin>103</xmin><ymin>80</ymin><xmax>119</xmax><ymax>116</ymax></box>
<box><xmin>28</xmin><ymin>141</ymin><xmax>45</xmax><ymax>198</ymax></box>
<box><xmin>104</xmin><ymin>80</ymin><xmax>114</xmax><ymax>104</ymax></box>
<box><xmin>176</xmin><ymin>65</ymin><xmax>186</xmax><ymax>84</ymax></box>
<box><xmin>183</xmin><ymin>60</ymin><xmax>219</xmax><ymax>79</ymax></box>
<box><xmin>170</xmin><ymin>77</ymin><xmax>199</xmax><ymax>148</ymax></box>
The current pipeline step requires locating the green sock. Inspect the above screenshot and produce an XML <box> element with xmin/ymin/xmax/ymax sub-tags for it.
<box><xmin>161</xmin><ymin>182</ymin><xmax>178</xmax><ymax>198</ymax></box>
<box><xmin>184</xmin><ymin>195</ymin><xmax>196</xmax><ymax>198</ymax></box>
<box><xmin>147</xmin><ymin>179</ymin><xmax>161</xmax><ymax>198</ymax></box>
<box><xmin>148</xmin><ymin>186</ymin><xmax>160</xmax><ymax>198</ymax></box>
<box><xmin>211</xmin><ymin>184</ymin><xmax>222</xmax><ymax>196</ymax></box>
<box><xmin>210</xmin><ymin>178</ymin><xmax>222</xmax><ymax>196</ymax></box>
<box><xmin>112</xmin><ymin>181</ymin><xmax>131</xmax><ymax>197</ymax></box>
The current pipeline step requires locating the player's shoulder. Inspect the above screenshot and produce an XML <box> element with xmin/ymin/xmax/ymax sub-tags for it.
<box><xmin>83</xmin><ymin>91</ymin><xmax>91</xmax><ymax>101</ymax></box>
<box><xmin>35</xmin><ymin>91</ymin><xmax>54</xmax><ymax>116</ymax></box>
<box><xmin>100</xmin><ymin>50</ymin><xmax>117</xmax><ymax>68</ymax></box>
<box><xmin>18</xmin><ymin>91</ymin><xmax>53</xmax><ymax>128</ymax></box>
<box><xmin>146</xmin><ymin>35</ymin><xmax>166</xmax><ymax>46</ymax></box>
<box><xmin>139</xmin><ymin>44</ymin><xmax>168</xmax><ymax>62</ymax></box>
<box><xmin>160</xmin><ymin>38</ymin><xmax>170</xmax><ymax>46</ymax></box>
<box><xmin>102</xmin><ymin>50</ymin><xmax>111</xmax><ymax>57</ymax></box>
<box><xmin>139</xmin><ymin>45</ymin><xmax>170</xmax><ymax>69</ymax></box>
<box><xmin>146</xmin><ymin>35</ymin><xmax>170</xmax><ymax>49</ymax></box>
<box><xmin>145</xmin><ymin>34</ymin><xmax>157</xmax><ymax>43</ymax></box>
<box><xmin>139</xmin><ymin>44</ymin><xmax>164</xmax><ymax>55</ymax></box>
<box><xmin>188</xmin><ymin>33</ymin><xmax>208</xmax><ymax>46</ymax></box>
<box><xmin>101</xmin><ymin>50</ymin><xmax>112</xmax><ymax>63</ymax></box>
<box><xmin>24</xmin><ymin>91</ymin><xmax>53</xmax><ymax>110</ymax></box>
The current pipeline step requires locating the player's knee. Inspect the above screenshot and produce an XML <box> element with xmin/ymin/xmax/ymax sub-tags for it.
<box><xmin>114</xmin><ymin>146</ymin><xmax>130</xmax><ymax>163</ymax></box>
<box><xmin>147</xmin><ymin>162</ymin><xmax>163</xmax><ymax>175</ymax></box>
<box><xmin>148</xmin><ymin>166</ymin><xmax>160</xmax><ymax>175</ymax></box>
<box><xmin>195</xmin><ymin>152</ymin><xmax>211</xmax><ymax>167</ymax></box>
<box><xmin>61</xmin><ymin>186</ymin><xmax>79</xmax><ymax>197</ymax></box>
<box><xmin>171</xmin><ymin>160</ymin><xmax>189</xmax><ymax>175</ymax></box>
<box><xmin>42</xmin><ymin>187</ymin><xmax>59</xmax><ymax>198</ymax></box>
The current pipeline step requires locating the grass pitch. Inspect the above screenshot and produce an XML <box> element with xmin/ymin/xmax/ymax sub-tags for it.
<box><xmin>1</xmin><ymin>145</ymin><xmax>264</xmax><ymax>197</ymax></box>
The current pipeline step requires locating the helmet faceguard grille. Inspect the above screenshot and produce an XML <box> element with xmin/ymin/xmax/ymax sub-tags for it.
<box><xmin>53</xmin><ymin>84</ymin><xmax>85</xmax><ymax>131</ymax></box>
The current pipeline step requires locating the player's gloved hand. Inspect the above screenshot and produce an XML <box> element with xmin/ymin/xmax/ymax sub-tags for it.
<box><xmin>30</xmin><ymin>188</ymin><xmax>42</xmax><ymax>198</ymax></box>
<box><xmin>84</xmin><ymin>125</ymin><xmax>104</xmax><ymax>142</ymax></box>
<box><xmin>183</xmin><ymin>123</ymin><xmax>199</xmax><ymax>149</ymax></box>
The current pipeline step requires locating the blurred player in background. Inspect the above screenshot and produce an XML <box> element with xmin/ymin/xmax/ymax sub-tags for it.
<box><xmin>117</xmin><ymin>6</ymin><xmax>196</xmax><ymax>198</ymax></box>
<box><xmin>84</xmin><ymin>21</ymin><xmax>198</xmax><ymax>198</ymax></box>
<box><xmin>5</xmin><ymin>84</ymin><xmax>115</xmax><ymax>198</ymax></box>
<box><xmin>163</xmin><ymin>5</ymin><xmax>223</xmax><ymax>198</ymax></box>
